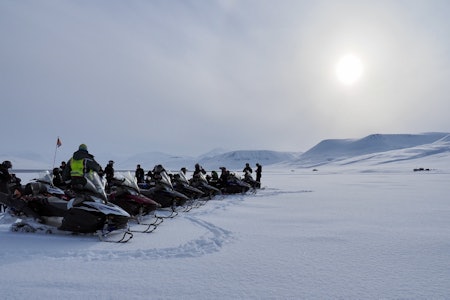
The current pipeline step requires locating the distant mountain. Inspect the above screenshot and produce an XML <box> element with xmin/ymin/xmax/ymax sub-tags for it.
<box><xmin>197</xmin><ymin>148</ymin><xmax>230</xmax><ymax>159</ymax></box>
<box><xmin>96</xmin><ymin>149</ymin><xmax>299</xmax><ymax>171</ymax></box>
<box><xmin>116</xmin><ymin>151</ymin><xmax>196</xmax><ymax>171</ymax></box>
<box><xmin>198</xmin><ymin>150</ymin><xmax>300</xmax><ymax>170</ymax></box>
<box><xmin>3</xmin><ymin>132</ymin><xmax>450</xmax><ymax>172</ymax></box>
<box><xmin>115</xmin><ymin>150</ymin><xmax>299</xmax><ymax>171</ymax></box>
<box><xmin>0</xmin><ymin>148</ymin><xmax>300</xmax><ymax>172</ymax></box>
<box><xmin>0</xmin><ymin>151</ymin><xmax>51</xmax><ymax>170</ymax></box>
<box><xmin>291</xmin><ymin>132</ymin><xmax>450</xmax><ymax>168</ymax></box>
<box><xmin>331</xmin><ymin>134</ymin><xmax>450</xmax><ymax>168</ymax></box>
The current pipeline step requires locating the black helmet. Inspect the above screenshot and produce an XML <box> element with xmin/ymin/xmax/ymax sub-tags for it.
<box><xmin>108</xmin><ymin>160</ymin><xmax>114</xmax><ymax>164</ymax></box>
<box><xmin>2</xmin><ymin>160</ymin><xmax>12</xmax><ymax>169</ymax></box>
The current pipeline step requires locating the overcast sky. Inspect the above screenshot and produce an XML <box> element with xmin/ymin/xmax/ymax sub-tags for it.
<box><xmin>2</xmin><ymin>0</ymin><xmax>450</xmax><ymax>160</ymax></box>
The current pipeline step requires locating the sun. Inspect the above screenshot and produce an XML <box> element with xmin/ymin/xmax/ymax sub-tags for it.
<box><xmin>335</xmin><ymin>54</ymin><xmax>363</xmax><ymax>85</ymax></box>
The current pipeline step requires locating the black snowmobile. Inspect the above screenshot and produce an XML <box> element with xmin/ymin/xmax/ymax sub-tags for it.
<box><xmin>140</xmin><ymin>168</ymin><xmax>189</xmax><ymax>209</ymax></box>
<box><xmin>171</xmin><ymin>171</ymin><xmax>204</xmax><ymax>200</ymax></box>
<box><xmin>242</xmin><ymin>170</ymin><xmax>259</xmax><ymax>190</ymax></box>
<box><xmin>108</xmin><ymin>171</ymin><xmax>161</xmax><ymax>216</ymax></box>
<box><xmin>190</xmin><ymin>172</ymin><xmax>221</xmax><ymax>198</ymax></box>
<box><xmin>108</xmin><ymin>171</ymin><xmax>163</xmax><ymax>232</ymax></box>
<box><xmin>0</xmin><ymin>172</ymin><xmax>133</xmax><ymax>242</ymax></box>
<box><xmin>220</xmin><ymin>172</ymin><xmax>251</xmax><ymax>194</ymax></box>
<box><xmin>29</xmin><ymin>170</ymin><xmax>71</xmax><ymax>200</ymax></box>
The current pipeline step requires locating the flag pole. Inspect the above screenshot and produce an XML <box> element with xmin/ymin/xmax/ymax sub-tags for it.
<box><xmin>53</xmin><ymin>137</ymin><xmax>62</xmax><ymax>169</ymax></box>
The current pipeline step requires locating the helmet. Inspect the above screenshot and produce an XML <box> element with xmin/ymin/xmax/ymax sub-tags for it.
<box><xmin>2</xmin><ymin>160</ymin><xmax>12</xmax><ymax>169</ymax></box>
<box><xmin>79</xmin><ymin>144</ymin><xmax>88</xmax><ymax>151</ymax></box>
<box><xmin>108</xmin><ymin>160</ymin><xmax>114</xmax><ymax>164</ymax></box>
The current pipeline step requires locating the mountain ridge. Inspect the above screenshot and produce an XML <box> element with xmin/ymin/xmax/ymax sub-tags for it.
<box><xmin>2</xmin><ymin>132</ymin><xmax>449</xmax><ymax>171</ymax></box>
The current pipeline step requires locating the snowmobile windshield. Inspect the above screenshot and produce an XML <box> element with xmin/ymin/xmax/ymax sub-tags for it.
<box><xmin>84</xmin><ymin>172</ymin><xmax>107</xmax><ymax>201</ymax></box>
<box><xmin>160</xmin><ymin>171</ymin><xmax>173</xmax><ymax>189</ymax></box>
<box><xmin>198</xmin><ymin>172</ymin><xmax>208</xmax><ymax>183</ymax></box>
<box><xmin>178</xmin><ymin>171</ymin><xmax>189</xmax><ymax>184</ymax></box>
<box><xmin>34</xmin><ymin>171</ymin><xmax>54</xmax><ymax>186</ymax></box>
<box><xmin>115</xmin><ymin>171</ymin><xmax>139</xmax><ymax>192</ymax></box>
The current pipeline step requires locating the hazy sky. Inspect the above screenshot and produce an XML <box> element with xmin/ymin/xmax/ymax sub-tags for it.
<box><xmin>2</xmin><ymin>0</ymin><xmax>450</xmax><ymax>160</ymax></box>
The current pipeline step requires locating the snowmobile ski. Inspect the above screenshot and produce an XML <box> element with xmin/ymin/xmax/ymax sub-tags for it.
<box><xmin>130</xmin><ymin>215</ymin><xmax>164</xmax><ymax>233</ymax></box>
<box><xmin>97</xmin><ymin>227</ymin><xmax>133</xmax><ymax>243</ymax></box>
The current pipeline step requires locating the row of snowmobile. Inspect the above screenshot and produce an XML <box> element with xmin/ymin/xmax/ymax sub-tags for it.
<box><xmin>0</xmin><ymin>166</ymin><xmax>259</xmax><ymax>243</ymax></box>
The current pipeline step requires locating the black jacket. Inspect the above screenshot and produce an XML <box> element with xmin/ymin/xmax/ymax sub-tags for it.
<box><xmin>0</xmin><ymin>165</ymin><xmax>12</xmax><ymax>194</ymax></box>
<box><xmin>62</xmin><ymin>149</ymin><xmax>103</xmax><ymax>181</ymax></box>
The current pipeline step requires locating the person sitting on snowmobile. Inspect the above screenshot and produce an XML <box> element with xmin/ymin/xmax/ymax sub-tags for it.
<box><xmin>0</xmin><ymin>161</ymin><xmax>43</xmax><ymax>221</ymax></box>
<box><xmin>152</xmin><ymin>164</ymin><xmax>166</xmax><ymax>181</ymax></box>
<box><xmin>192</xmin><ymin>164</ymin><xmax>206</xmax><ymax>180</ymax></box>
<box><xmin>243</xmin><ymin>163</ymin><xmax>253</xmax><ymax>174</ymax></box>
<box><xmin>52</xmin><ymin>167</ymin><xmax>66</xmax><ymax>188</ymax></box>
<box><xmin>144</xmin><ymin>170</ymin><xmax>153</xmax><ymax>184</ymax></box>
<box><xmin>207</xmin><ymin>170</ymin><xmax>220</xmax><ymax>187</ymax></box>
<box><xmin>62</xmin><ymin>144</ymin><xmax>103</xmax><ymax>190</ymax></box>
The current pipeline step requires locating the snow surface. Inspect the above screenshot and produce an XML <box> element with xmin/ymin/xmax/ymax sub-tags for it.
<box><xmin>1</xmin><ymin>134</ymin><xmax>450</xmax><ymax>299</ymax></box>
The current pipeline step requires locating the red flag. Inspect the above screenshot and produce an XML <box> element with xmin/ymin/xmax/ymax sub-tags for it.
<box><xmin>56</xmin><ymin>137</ymin><xmax>62</xmax><ymax>148</ymax></box>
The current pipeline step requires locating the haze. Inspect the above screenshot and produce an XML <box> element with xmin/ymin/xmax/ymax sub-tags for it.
<box><xmin>1</xmin><ymin>0</ymin><xmax>450</xmax><ymax>160</ymax></box>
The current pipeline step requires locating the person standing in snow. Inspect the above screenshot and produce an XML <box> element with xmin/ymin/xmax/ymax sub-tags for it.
<box><xmin>62</xmin><ymin>144</ymin><xmax>103</xmax><ymax>189</ymax></box>
<box><xmin>255</xmin><ymin>163</ymin><xmax>262</xmax><ymax>188</ymax></box>
<box><xmin>0</xmin><ymin>160</ymin><xmax>13</xmax><ymax>195</ymax></box>
<box><xmin>135</xmin><ymin>164</ymin><xmax>145</xmax><ymax>184</ymax></box>
<box><xmin>104</xmin><ymin>160</ymin><xmax>115</xmax><ymax>191</ymax></box>
<box><xmin>0</xmin><ymin>161</ymin><xmax>13</xmax><ymax>212</ymax></box>
<box><xmin>219</xmin><ymin>167</ymin><xmax>229</xmax><ymax>187</ymax></box>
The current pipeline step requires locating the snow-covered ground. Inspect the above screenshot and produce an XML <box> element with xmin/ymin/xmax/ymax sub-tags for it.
<box><xmin>1</xmin><ymin>164</ymin><xmax>449</xmax><ymax>299</ymax></box>
<box><xmin>1</xmin><ymin>134</ymin><xmax>450</xmax><ymax>299</ymax></box>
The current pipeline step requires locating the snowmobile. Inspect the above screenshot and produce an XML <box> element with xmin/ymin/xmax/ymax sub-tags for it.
<box><xmin>140</xmin><ymin>168</ymin><xmax>189</xmax><ymax>210</ymax></box>
<box><xmin>220</xmin><ymin>172</ymin><xmax>252</xmax><ymax>194</ymax></box>
<box><xmin>171</xmin><ymin>171</ymin><xmax>204</xmax><ymax>200</ymax></box>
<box><xmin>27</xmin><ymin>170</ymin><xmax>70</xmax><ymax>200</ymax></box>
<box><xmin>108</xmin><ymin>171</ymin><xmax>160</xmax><ymax>215</ymax></box>
<box><xmin>171</xmin><ymin>171</ymin><xmax>208</xmax><ymax>211</ymax></box>
<box><xmin>0</xmin><ymin>172</ymin><xmax>133</xmax><ymax>243</ymax></box>
<box><xmin>189</xmin><ymin>172</ymin><xmax>221</xmax><ymax>198</ymax></box>
<box><xmin>108</xmin><ymin>171</ymin><xmax>163</xmax><ymax>232</ymax></box>
<box><xmin>242</xmin><ymin>170</ymin><xmax>259</xmax><ymax>190</ymax></box>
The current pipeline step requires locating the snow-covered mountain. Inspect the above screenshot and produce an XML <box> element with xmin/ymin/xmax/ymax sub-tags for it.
<box><xmin>116</xmin><ymin>151</ymin><xmax>196</xmax><ymax>171</ymax></box>
<box><xmin>198</xmin><ymin>150</ymin><xmax>299</xmax><ymax>170</ymax></box>
<box><xmin>115</xmin><ymin>149</ymin><xmax>298</xmax><ymax>171</ymax></box>
<box><xmin>290</xmin><ymin>132</ymin><xmax>450</xmax><ymax>168</ymax></box>
<box><xmin>2</xmin><ymin>132</ymin><xmax>450</xmax><ymax>172</ymax></box>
